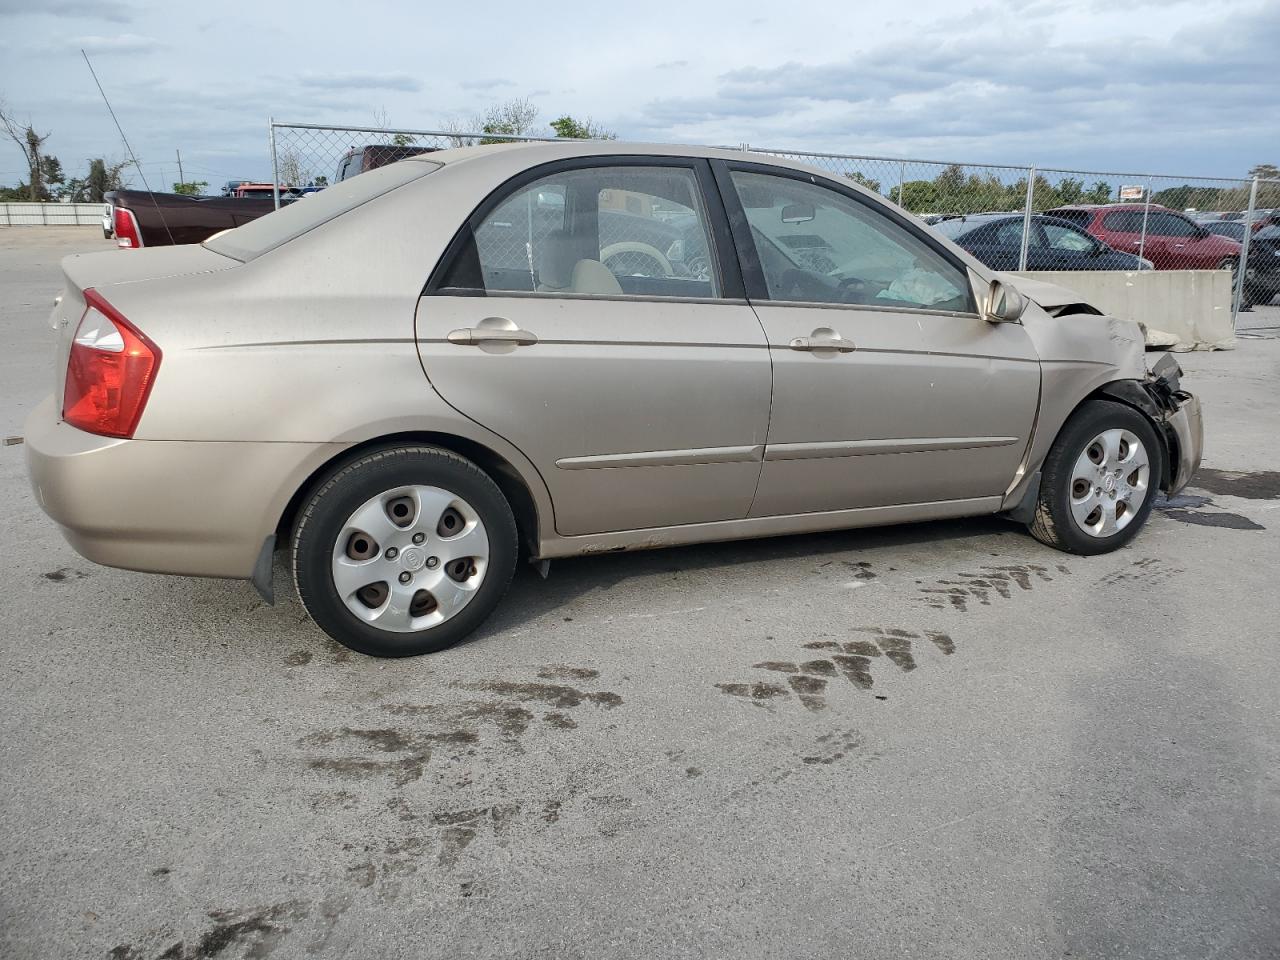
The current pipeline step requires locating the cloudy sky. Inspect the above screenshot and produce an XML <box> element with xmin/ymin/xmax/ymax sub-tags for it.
<box><xmin>0</xmin><ymin>0</ymin><xmax>1275</xmax><ymax>191</ymax></box>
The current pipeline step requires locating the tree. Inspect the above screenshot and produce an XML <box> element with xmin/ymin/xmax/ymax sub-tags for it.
<box><xmin>372</xmin><ymin>106</ymin><xmax>413</xmax><ymax>147</ymax></box>
<box><xmin>1085</xmin><ymin>180</ymin><xmax>1112</xmax><ymax>204</ymax></box>
<box><xmin>550</xmin><ymin>115</ymin><xmax>616</xmax><ymax>140</ymax></box>
<box><xmin>172</xmin><ymin>180</ymin><xmax>208</xmax><ymax>196</ymax></box>
<box><xmin>0</xmin><ymin>98</ymin><xmax>52</xmax><ymax>201</ymax></box>
<box><xmin>56</xmin><ymin>159</ymin><xmax>130</xmax><ymax>202</ymax></box>
<box><xmin>478</xmin><ymin>97</ymin><xmax>540</xmax><ymax>143</ymax></box>
<box><xmin>845</xmin><ymin>171</ymin><xmax>882</xmax><ymax>194</ymax></box>
<box><xmin>1248</xmin><ymin>163</ymin><xmax>1279</xmax><ymax>180</ymax></box>
<box><xmin>276</xmin><ymin>148</ymin><xmax>311</xmax><ymax>188</ymax></box>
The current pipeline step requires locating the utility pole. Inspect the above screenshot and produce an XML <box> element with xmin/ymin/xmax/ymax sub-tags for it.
<box><xmin>176</xmin><ymin>148</ymin><xmax>184</xmax><ymax>187</ymax></box>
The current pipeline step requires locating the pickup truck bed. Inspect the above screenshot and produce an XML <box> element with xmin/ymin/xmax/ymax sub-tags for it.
<box><xmin>105</xmin><ymin>190</ymin><xmax>278</xmax><ymax>247</ymax></box>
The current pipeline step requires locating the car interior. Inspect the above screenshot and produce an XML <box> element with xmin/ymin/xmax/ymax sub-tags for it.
<box><xmin>456</xmin><ymin>166</ymin><xmax>719</xmax><ymax>299</ymax></box>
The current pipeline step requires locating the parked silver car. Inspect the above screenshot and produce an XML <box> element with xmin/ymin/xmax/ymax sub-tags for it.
<box><xmin>26</xmin><ymin>142</ymin><xmax>1203</xmax><ymax>657</ymax></box>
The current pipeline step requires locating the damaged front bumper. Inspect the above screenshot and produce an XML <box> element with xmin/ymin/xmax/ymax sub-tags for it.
<box><xmin>1146</xmin><ymin>354</ymin><xmax>1203</xmax><ymax>495</ymax></box>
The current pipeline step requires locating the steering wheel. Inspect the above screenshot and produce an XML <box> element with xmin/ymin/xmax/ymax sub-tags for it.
<box><xmin>600</xmin><ymin>241</ymin><xmax>673</xmax><ymax>277</ymax></box>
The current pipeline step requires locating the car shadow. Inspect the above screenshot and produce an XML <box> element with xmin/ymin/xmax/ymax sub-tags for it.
<box><xmin>478</xmin><ymin>513</ymin><xmax>1024</xmax><ymax>637</ymax></box>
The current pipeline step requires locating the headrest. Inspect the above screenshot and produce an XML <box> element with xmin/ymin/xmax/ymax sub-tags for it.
<box><xmin>571</xmin><ymin>258</ymin><xmax>624</xmax><ymax>296</ymax></box>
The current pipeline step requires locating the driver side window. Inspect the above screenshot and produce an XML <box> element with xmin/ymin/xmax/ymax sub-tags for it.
<box><xmin>730</xmin><ymin>170</ymin><xmax>973</xmax><ymax>312</ymax></box>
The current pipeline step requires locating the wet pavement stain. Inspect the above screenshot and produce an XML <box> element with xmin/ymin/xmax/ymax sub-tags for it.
<box><xmin>918</xmin><ymin>563</ymin><xmax>1057</xmax><ymax>611</ymax></box>
<box><xmin>720</xmin><ymin>627</ymin><xmax>957</xmax><ymax>709</ymax></box>
<box><xmin>842</xmin><ymin>560</ymin><xmax>877</xmax><ymax>580</ymax></box>
<box><xmin>787</xmin><ymin>674</ymin><xmax>829</xmax><ymax>712</ymax></box>
<box><xmin>715</xmin><ymin>680</ymin><xmax>791</xmax><ymax>708</ymax></box>
<box><xmin>1188</xmin><ymin>468</ymin><xmax>1280</xmax><ymax>500</ymax></box>
<box><xmin>801</xmin><ymin>730</ymin><xmax>863</xmax><ymax>765</ymax></box>
<box><xmin>110</xmin><ymin>901</ymin><xmax>311</xmax><ymax>960</ymax></box>
<box><xmin>456</xmin><ymin>680</ymin><xmax>622</xmax><ymax>710</ymax></box>
<box><xmin>1100</xmin><ymin>557</ymin><xmax>1186</xmax><ymax>587</ymax></box>
<box><xmin>1161</xmin><ymin>509</ymin><xmax>1265</xmax><ymax>530</ymax></box>
<box><xmin>283</xmin><ymin>650</ymin><xmax>313</xmax><ymax>667</ymax></box>
<box><xmin>536</xmin><ymin>665</ymin><xmax>600</xmax><ymax>681</ymax></box>
<box><xmin>294</xmin><ymin>671</ymin><xmax>627</xmax><ymax>890</ymax></box>
<box><xmin>1154</xmin><ymin>492</ymin><xmax>1265</xmax><ymax>531</ymax></box>
<box><xmin>42</xmin><ymin>567</ymin><xmax>89</xmax><ymax>582</ymax></box>
<box><xmin>753</xmin><ymin>660</ymin><xmax>799</xmax><ymax>673</ymax></box>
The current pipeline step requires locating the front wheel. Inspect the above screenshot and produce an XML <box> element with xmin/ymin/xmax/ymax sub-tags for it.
<box><xmin>292</xmin><ymin>446</ymin><xmax>518</xmax><ymax>657</ymax></box>
<box><xmin>1027</xmin><ymin>400</ymin><xmax>1163</xmax><ymax>555</ymax></box>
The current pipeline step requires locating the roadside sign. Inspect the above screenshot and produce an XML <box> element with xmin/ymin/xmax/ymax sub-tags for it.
<box><xmin>1119</xmin><ymin>185</ymin><xmax>1145</xmax><ymax>201</ymax></box>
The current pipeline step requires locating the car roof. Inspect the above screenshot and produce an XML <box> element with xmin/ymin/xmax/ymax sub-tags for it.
<box><xmin>401</xmin><ymin>139</ymin><xmax>870</xmax><ymax>184</ymax></box>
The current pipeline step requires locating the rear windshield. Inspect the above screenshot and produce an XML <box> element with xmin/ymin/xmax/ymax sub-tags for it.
<box><xmin>205</xmin><ymin>160</ymin><xmax>438</xmax><ymax>261</ymax></box>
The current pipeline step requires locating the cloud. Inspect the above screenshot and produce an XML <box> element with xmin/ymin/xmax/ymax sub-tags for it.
<box><xmin>628</xmin><ymin>0</ymin><xmax>1279</xmax><ymax>172</ymax></box>
<box><xmin>459</xmin><ymin>77</ymin><xmax>515</xmax><ymax>91</ymax></box>
<box><xmin>655</xmin><ymin>60</ymin><xmax>689</xmax><ymax>69</ymax></box>
<box><xmin>297</xmin><ymin>72</ymin><xmax>423</xmax><ymax>93</ymax></box>
<box><xmin>72</xmin><ymin>33</ymin><xmax>162</xmax><ymax>54</ymax></box>
<box><xmin>0</xmin><ymin>0</ymin><xmax>133</xmax><ymax>21</ymax></box>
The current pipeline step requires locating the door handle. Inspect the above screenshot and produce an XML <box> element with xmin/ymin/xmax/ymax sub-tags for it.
<box><xmin>790</xmin><ymin>335</ymin><xmax>856</xmax><ymax>353</ymax></box>
<box><xmin>447</xmin><ymin>327</ymin><xmax>539</xmax><ymax>346</ymax></box>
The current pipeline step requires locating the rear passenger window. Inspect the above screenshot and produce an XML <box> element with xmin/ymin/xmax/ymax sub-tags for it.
<box><xmin>1102</xmin><ymin>211</ymin><xmax>1146</xmax><ymax>232</ymax></box>
<box><xmin>439</xmin><ymin>165</ymin><xmax>720</xmax><ymax>299</ymax></box>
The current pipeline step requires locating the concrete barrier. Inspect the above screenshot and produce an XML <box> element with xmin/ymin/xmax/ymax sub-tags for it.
<box><xmin>1015</xmin><ymin>269</ymin><xmax>1235</xmax><ymax>351</ymax></box>
<box><xmin>0</xmin><ymin>203</ymin><xmax>105</xmax><ymax>227</ymax></box>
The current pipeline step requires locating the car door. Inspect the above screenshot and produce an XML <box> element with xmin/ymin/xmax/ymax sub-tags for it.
<box><xmin>715</xmin><ymin>161</ymin><xmax>1040</xmax><ymax>517</ymax></box>
<box><xmin>1102</xmin><ymin>209</ymin><xmax>1168</xmax><ymax>267</ymax></box>
<box><xmin>416</xmin><ymin>157</ymin><xmax>772</xmax><ymax>537</ymax></box>
<box><xmin>1151</xmin><ymin>212</ymin><xmax>1216</xmax><ymax>268</ymax></box>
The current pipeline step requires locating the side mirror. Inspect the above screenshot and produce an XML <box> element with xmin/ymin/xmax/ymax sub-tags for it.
<box><xmin>781</xmin><ymin>202</ymin><xmax>816</xmax><ymax>224</ymax></box>
<box><xmin>985</xmin><ymin>279</ymin><xmax>1027</xmax><ymax>323</ymax></box>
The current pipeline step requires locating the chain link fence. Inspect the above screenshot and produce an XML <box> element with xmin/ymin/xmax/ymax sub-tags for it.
<box><xmin>268</xmin><ymin>120</ymin><xmax>1278</xmax><ymax>330</ymax></box>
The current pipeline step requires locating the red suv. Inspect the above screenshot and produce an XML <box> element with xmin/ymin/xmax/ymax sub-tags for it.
<box><xmin>1047</xmin><ymin>203</ymin><xmax>1242</xmax><ymax>271</ymax></box>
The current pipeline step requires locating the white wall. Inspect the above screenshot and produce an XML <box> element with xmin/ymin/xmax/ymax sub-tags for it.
<box><xmin>1016</xmin><ymin>269</ymin><xmax>1236</xmax><ymax>351</ymax></box>
<box><xmin>0</xmin><ymin>203</ymin><xmax>105</xmax><ymax>226</ymax></box>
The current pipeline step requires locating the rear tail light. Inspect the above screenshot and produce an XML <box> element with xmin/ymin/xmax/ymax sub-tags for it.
<box><xmin>113</xmin><ymin>207</ymin><xmax>142</xmax><ymax>248</ymax></box>
<box><xmin>62</xmin><ymin>288</ymin><xmax>161</xmax><ymax>438</ymax></box>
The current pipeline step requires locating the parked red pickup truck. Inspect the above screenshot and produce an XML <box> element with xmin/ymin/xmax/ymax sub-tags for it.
<box><xmin>104</xmin><ymin>190</ymin><xmax>281</xmax><ymax>248</ymax></box>
<box><xmin>106</xmin><ymin>143</ymin><xmax>436</xmax><ymax>248</ymax></box>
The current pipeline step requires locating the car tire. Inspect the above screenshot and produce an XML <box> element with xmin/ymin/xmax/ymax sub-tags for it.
<box><xmin>292</xmin><ymin>445</ymin><xmax>518</xmax><ymax>658</ymax></box>
<box><xmin>1027</xmin><ymin>399</ymin><xmax>1163</xmax><ymax>556</ymax></box>
<box><xmin>1217</xmin><ymin>256</ymin><xmax>1239</xmax><ymax>289</ymax></box>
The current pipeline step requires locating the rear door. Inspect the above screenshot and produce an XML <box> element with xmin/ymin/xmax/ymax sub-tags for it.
<box><xmin>1149</xmin><ymin>211</ymin><xmax>1216</xmax><ymax>268</ymax></box>
<box><xmin>716</xmin><ymin>161</ymin><xmax>1040</xmax><ymax>517</ymax></box>
<box><xmin>1101</xmin><ymin>209</ymin><xmax>1166</xmax><ymax>266</ymax></box>
<box><xmin>415</xmin><ymin>157</ymin><xmax>772</xmax><ymax>537</ymax></box>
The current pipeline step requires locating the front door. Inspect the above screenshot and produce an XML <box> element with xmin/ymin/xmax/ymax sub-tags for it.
<box><xmin>717</xmin><ymin>163</ymin><xmax>1041</xmax><ymax>518</ymax></box>
<box><xmin>416</xmin><ymin>158</ymin><xmax>772</xmax><ymax>537</ymax></box>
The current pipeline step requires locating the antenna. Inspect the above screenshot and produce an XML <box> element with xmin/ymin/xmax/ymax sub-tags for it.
<box><xmin>81</xmin><ymin>49</ymin><xmax>175</xmax><ymax>245</ymax></box>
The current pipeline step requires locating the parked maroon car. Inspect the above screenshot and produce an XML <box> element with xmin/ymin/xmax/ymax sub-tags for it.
<box><xmin>1047</xmin><ymin>204</ymin><xmax>1242</xmax><ymax>271</ymax></box>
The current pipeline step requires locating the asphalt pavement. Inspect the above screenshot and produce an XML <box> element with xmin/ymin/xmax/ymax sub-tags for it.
<box><xmin>2</xmin><ymin>227</ymin><xmax>1278</xmax><ymax>960</ymax></box>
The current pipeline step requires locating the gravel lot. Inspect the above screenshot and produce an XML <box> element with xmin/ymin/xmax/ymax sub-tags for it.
<box><xmin>2</xmin><ymin>227</ymin><xmax>1278</xmax><ymax>960</ymax></box>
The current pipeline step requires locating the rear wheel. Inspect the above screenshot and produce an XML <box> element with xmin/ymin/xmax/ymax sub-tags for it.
<box><xmin>292</xmin><ymin>446</ymin><xmax>517</xmax><ymax>657</ymax></box>
<box><xmin>1217</xmin><ymin>256</ymin><xmax>1240</xmax><ymax>293</ymax></box>
<box><xmin>1028</xmin><ymin>400</ymin><xmax>1163</xmax><ymax>555</ymax></box>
